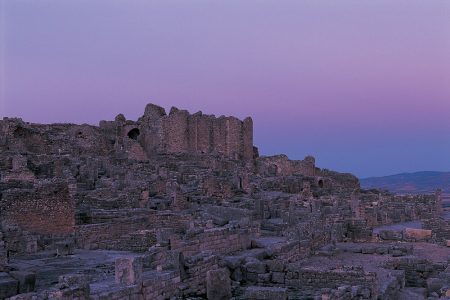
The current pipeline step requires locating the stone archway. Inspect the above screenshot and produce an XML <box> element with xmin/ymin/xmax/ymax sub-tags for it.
<box><xmin>127</xmin><ymin>128</ymin><xmax>140</xmax><ymax>140</ymax></box>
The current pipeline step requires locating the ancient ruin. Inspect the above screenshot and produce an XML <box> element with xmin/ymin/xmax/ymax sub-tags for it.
<box><xmin>0</xmin><ymin>103</ymin><xmax>449</xmax><ymax>299</ymax></box>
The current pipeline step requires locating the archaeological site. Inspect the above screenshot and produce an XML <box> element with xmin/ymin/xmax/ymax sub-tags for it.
<box><xmin>0</xmin><ymin>103</ymin><xmax>449</xmax><ymax>300</ymax></box>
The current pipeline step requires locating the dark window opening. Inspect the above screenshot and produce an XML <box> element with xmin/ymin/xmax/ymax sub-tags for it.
<box><xmin>318</xmin><ymin>179</ymin><xmax>324</xmax><ymax>188</ymax></box>
<box><xmin>127</xmin><ymin>128</ymin><xmax>140</xmax><ymax>140</ymax></box>
<box><xmin>239</xmin><ymin>177</ymin><xmax>243</xmax><ymax>189</ymax></box>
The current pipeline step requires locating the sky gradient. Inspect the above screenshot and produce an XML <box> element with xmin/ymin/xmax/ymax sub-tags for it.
<box><xmin>1</xmin><ymin>0</ymin><xmax>450</xmax><ymax>177</ymax></box>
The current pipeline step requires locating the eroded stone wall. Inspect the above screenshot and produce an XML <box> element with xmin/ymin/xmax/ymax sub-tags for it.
<box><xmin>0</xmin><ymin>180</ymin><xmax>75</xmax><ymax>235</ymax></box>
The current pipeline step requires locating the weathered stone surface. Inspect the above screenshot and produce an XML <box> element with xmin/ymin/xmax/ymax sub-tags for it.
<box><xmin>115</xmin><ymin>257</ymin><xmax>143</xmax><ymax>285</ymax></box>
<box><xmin>403</xmin><ymin>228</ymin><xmax>432</xmax><ymax>241</ymax></box>
<box><xmin>379</xmin><ymin>230</ymin><xmax>403</xmax><ymax>241</ymax></box>
<box><xmin>206</xmin><ymin>268</ymin><xmax>231</xmax><ymax>300</ymax></box>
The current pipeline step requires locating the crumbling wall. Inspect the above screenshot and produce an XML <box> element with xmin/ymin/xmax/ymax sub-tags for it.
<box><xmin>170</xmin><ymin>226</ymin><xmax>252</xmax><ymax>257</ymax></box>
<box><xmin>148</xmin><ymin>212</ymin><xmax>192</xmax><ymax>233</ymax></box>
<box><xmin>0</xmin><ymin>181</ymin><xmax>75</xmax><ymax>235</ymax></box>
<box><xmin>384</xmin><ymin>257</ymin><xmax>446</xmax><ymax>287</ymax></box>
<box><xmin>360</xmin><ymin>192</ymin><xmax>442</xmax><ymax>227</ymax></box>
<box><xmin>423</xmin><ymin>218</ymin><xmax>450</xmax><ymax>242</ymax></box>
<box><xmin>182</xmin><ymin>254</ymin><xmax>219</xmax><ymax>297</ymax></box>
<box><xmin>75</xmin><ymin>217</ymin><xmax>150</xmax><ymax>249</ymax></box>
<box><xmin>136</xmin><ymin>104</ymin><xmax>254</xmax><ymax>160</ymax></box>
<box><xmin>284</xmin><ymin>265</ymin><xmax>378</xmax><ymax>299</ymax></box>
<box><xmin>257</xmin><ymin>155</ymin><xmax>319</xmax><ymax>177</ymax></box>
<box><xmin>164</xmin><ymin>109</ymin><xmax>190</xmax><ymax>153</ymax></box>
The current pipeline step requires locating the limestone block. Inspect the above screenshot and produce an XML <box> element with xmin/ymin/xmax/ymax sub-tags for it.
<box><xmin>206</xmin><ymin>268</ymin><xmax>231</xmax><ymax>300</ymax></box>
<box><xmin>379</xmin><ymin>230</ymin><xmax>403</xmax><ymax>241</ymax></box>
<box><xmin>427</xmin><ymin>277</ymin><xmax>446</xmax><ymax>294</ymax></box>
<box><xmin>115</xmin><ymin>257</ymin><xmax>143</xmax><ymax>285</ymax></box>
<box><xmin>403</xmin><ymin>228</ymin><xmax>432</xmax><ymax>241</ymax></box>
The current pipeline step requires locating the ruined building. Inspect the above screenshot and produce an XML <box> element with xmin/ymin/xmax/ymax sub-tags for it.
<box><xmin>0</xmin><ymin>103</ymin><xmax>449</xmax><ymax>300</ymax></box>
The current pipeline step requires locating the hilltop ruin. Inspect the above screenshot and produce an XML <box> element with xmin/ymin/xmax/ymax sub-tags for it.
<box><xmin>0</xmin><ymin>103</ymin><xmax>449</xmax><ymax>299</ymax></box>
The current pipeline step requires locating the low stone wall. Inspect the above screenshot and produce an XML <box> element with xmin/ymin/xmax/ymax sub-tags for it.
<box><xmin>96</xmin><ymin>230</ymin><xmax>157</xmax><ymax>252</ymax></box>
<box><xmin>148</xmin><ymin>211</ymin><xmax>191</xmax><ymax>233</ymax></box>
<box><xmin>75</xmin><ymin>217</ymin><xmax>150</xmax><ymax>249</ymax></box>
<box><xmin>423</xmin><ymin>218</ymin><xmax>450</xmax><ymax>242</ymax></box>
<box><xmin>284</xmin><ymin>265</ymin><xmax>378</xmax><ymax>299</ymax></box>
<box><xmin>0</xmin><ymin>181</ymin><xmax>75</xmax><ymax>235</ymax></box>
<box><xmin>360</xmin><ymin>193</ymin><xmax>442</xmax><ymax>228</ymax></box>
<box><xmin>384</xmin><ymin>257</ymin><xmax>447</xmax><ymax>287</ymax></box>
<box><xmin>182</xmin><ymin>254</ymin><xmax>219</xmax><ymax>296</ymax></box>
<box><xmin>378</xmin><ymin>228</ymin><xmax>433</xmax><ymax>243</ymax></box>
<box><xmin>270</xmin><ymin>240</ymin><xmax>311</xmax><ymax>263</ymax></box>
<box><xmin>170</xmin><ymin>226</ymin><xmax>253</xmax><ymax>256</ymax></box>
<box><xmin>141</xmin><ymin>271</ymin><xmax>181</xmax><ymax>299</ymax></box>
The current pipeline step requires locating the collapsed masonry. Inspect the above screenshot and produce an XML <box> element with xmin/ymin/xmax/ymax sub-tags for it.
<box><xmin>0</xmin><ymin>103</ymin><xmax>449</xmax><ymax>300</ymax></box>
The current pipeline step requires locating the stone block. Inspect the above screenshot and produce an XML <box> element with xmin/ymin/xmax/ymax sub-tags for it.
<box><xmin>403</xmin><ymin>228</ymin><xmax>432</xmax><ymax>241</ymax></box>
<box><xmin>115</xmin><ymin>257</ymin><xmax>143</xmax><ymax>285</ymax></box>
<box><xmin>375</xmin><ymin>247</ymin><xmax>388</xmax><ymax>255</ymax></box>
<box><xmin>224</xmin><ymin>256</ymin><xmax>243</xmax><ymax>270</ymax></box>
<box><xmin>9</xmin><ymin>271</ymin><xmax>35</xmax><ymax>293</ymax></box>
<box><xmin>427</xmin><ymin>277</ymin><xmax>446</xmax><ymax>294</ymax></box>
<box><xmin>379</xmin><ymin>230</ymin><xmax>403</xmax><ymax>241</ymax></box>
<box><xmin>361</xmin><ymin>247</ymin><xmax>375</xmax><ymax>254</ymax></box>
<box><xmin>206</xmin><ymin>268</ymin><xmax>231</xmax><ymax>300</ymax></box>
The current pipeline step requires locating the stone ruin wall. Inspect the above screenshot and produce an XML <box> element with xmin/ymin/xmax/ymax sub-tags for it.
<box><xmin>0</xmin><ymin>103</ymin><xmax>253</xmax><ymax>164</ymax></box>
<box><xmin>117</xmin><ymin>104</ymin><xmax>254</xmax><ymax>160</ymax></box>
<box><xmin>0</xmin><ymin>180</ymin><xmax>75</xmax><ymax>235</ymax></box>
<box><xmin>256</xmin><ymin>154</ymin><xmax>317</xmax><ymax>177</ymax></box>
<box><xmin>423</xmin><ymin>218</ymin><xmax>450</xmax><ymax>242</ymax></box>
<box><xmin>358</xmin><ymin>192</ymin><xmax>442</xmax><ymax>228</ymax></box>
<box><xmin>1</xmin><ymin>103</ymin><xmax>449</xmax><ymax>300</ymax></box>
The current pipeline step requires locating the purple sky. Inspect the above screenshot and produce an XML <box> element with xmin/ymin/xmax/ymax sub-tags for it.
<box><xmin>1</xmin><ymin>0</ymin><xmax>450</xmax><ymax>177</ymax></box>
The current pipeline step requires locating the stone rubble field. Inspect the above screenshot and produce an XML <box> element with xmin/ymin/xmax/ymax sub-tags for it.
<box><xmin>0</xmin><ymin>103</ymin><xmax>449</xmax><ymax>300</ymax></box>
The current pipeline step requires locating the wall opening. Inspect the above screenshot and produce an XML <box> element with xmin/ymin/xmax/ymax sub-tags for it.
<box><xmin>127</xmin><ymin>128</ymin><xmax>140</xmax><ymax>140</ymax></box>
<box><xmin>318</xmin><ymin>179</ymin><xmax>324</xmax><ymax>188</ymax></box>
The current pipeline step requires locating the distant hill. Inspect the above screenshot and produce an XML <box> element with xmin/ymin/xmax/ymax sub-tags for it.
<box><xmin>360</xmin><ymin>171</ymin><xmax>450</xmax><ymax>194</ymax></box>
